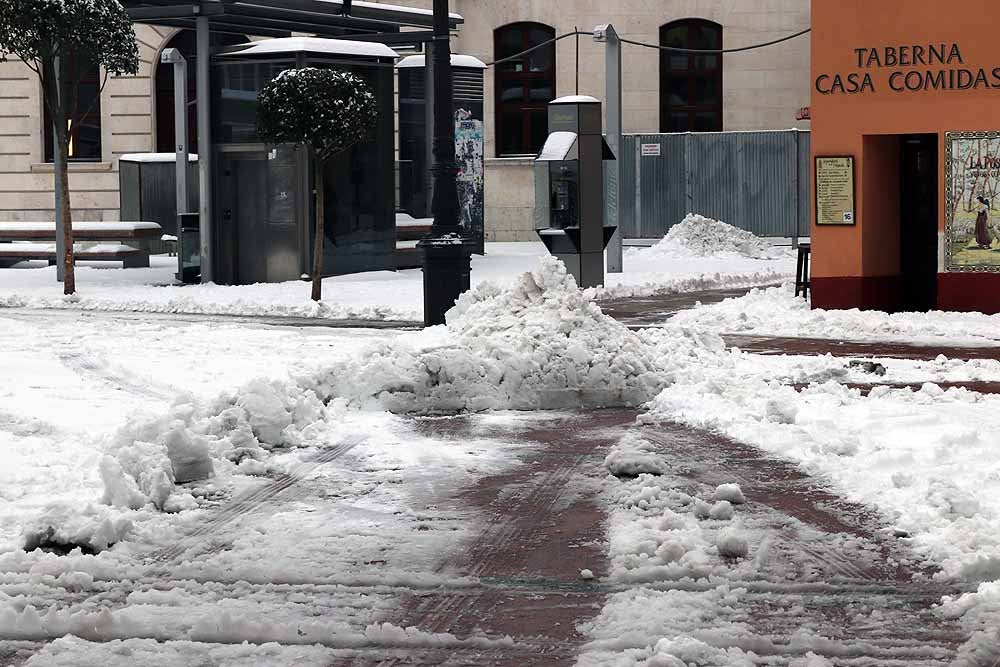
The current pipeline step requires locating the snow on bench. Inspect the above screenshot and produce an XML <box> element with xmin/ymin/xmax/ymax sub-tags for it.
<box><xmin>0</xmin><ymin>221</ymin><xmax>162</xmax><ymax>241</ymax></box>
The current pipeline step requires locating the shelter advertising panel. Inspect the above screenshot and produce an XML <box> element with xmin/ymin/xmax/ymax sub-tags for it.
<box><xmin>946</xmin><ymin>131</ymin><xmax>1000</xmax><ymax>272</ymax></box>
<box><xmin>815</xmin><ymin>156</ymin><xmax>856</xmax><ymax>226</ymax></box>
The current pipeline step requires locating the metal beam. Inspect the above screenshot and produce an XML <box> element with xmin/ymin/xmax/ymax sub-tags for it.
<box><xmin>338</xmin><ymin>31</ymin><xmax>438</xmax><ymax>45</ymax></box>
<box><xmin>225</xmin><ymin>2</ymin><xmax>391</xmax><ymax>32</ymax></box>
<box><xmin>139</xmin><ymin>17</ymin><xmax>292</xmax><ymax>36</ymax></box>
<box><xmin>596</xmin><ymin>24</ymin><xmax>623</xmax><ymax>273</ymax></box>
<box><xmin>126</xmin><ymin>4</ymin><xmax>222</xmax><ymax>19</ymax></box>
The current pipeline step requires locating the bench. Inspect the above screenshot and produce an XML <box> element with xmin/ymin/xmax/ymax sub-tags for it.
<box><xmin>395</xmin><ymin>216</ymin><xmax>432</xmax><ymax>270</ymax></box>
<box><xmin>0</xmin><ymin>221</ymin><xmax>162</xmax><ymax>268</ymax></box>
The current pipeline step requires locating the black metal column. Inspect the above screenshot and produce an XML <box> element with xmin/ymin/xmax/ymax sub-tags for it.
<box><xmin>418</xmin><ymin>0</ymin><xmax>474</xmax><ymax>326</ymax></box>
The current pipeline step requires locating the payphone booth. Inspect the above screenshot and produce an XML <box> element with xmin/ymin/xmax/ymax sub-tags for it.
<box><xmin>534</xmin><ymin>96</ymin><xmax>616</xmax><ymax>289</ymax></box>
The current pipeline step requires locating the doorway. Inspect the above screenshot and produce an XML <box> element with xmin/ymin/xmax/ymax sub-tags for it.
<box><xmin>217</xmin><ymin>147</ymin><xmax>304</xmax><ymax>285</ymax></box>
<box><xmin>899</xmin><ymin>134</ymin><xmax>938</xmax><ymax>311</ymax></box>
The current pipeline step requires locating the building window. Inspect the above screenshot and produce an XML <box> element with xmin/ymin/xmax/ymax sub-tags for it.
<box><xmin>494</xmin><ymin>22</ymin><xmax>555</xmax><ymax>156</ymax></box>
<box><xmin>659</xmin><ymin>19</ymin><xmax>723</xmax><ymax>133</ymax></box>
<box><xmin>44</xmin><ymin>57</ymin><xmax>103</xmax><ymax>162</ymax></box>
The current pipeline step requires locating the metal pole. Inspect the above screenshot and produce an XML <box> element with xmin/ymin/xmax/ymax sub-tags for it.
<box><xmin>596</xmin><ymin>25</ymin><xmax>623</xmax><ymax>273</ymax></box>
<box><xmin>418</xmin><ymin>0</ymin><xmax>473</xmax><ymax>326</ymax></box>
<box><xmin>161</xmin><ymin>48</ymin><xmax>188</xmax><ymax>278</ymax></box>
<box><xmin>429</xmin><ymin>0</ymin><xmax>458</xmax><ymax>236</ymax></box>
<box><xmin>424</xmin><ymin>43</ymin><xmax>435</xmax><ymax>218</ymax></box>
<box><xmin>52</xmin><ymin>54</ymin><xmax>66</xmax><ymax>282</ymax></box>
<box><xmin>196</xmin><ymin>15</ymin><xmax>213</xmax><ymax>283</ymax></box>
<box><xmin>634</xmin><ymin>138</ymin><xmax>642</xmax><ymax>238</ymax></box>
<box><xmin>173</xmin><ymin>57</ymin><xmax>188</xmax><ymax>219</ymax></box>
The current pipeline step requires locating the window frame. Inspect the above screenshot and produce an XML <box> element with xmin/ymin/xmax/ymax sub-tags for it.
<box><xmin>493</xmin><ymin>21</ymin><xmax>556</xmax><ymax>157</ymax></box>
<box><xmin>43</xmin><ymin>56</ymin><xmax>104</xmax><ymax>163</ymax></box>
<box><xmin>659</xmin><ymin>19</ymin><xmax>723</xmax><ymax>133</ymax></box>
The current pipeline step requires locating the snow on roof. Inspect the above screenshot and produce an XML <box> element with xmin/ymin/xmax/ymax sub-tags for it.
<box><xmin>119</xmin><ymin>153</ymin><xmax>198</xmax><ymax>163</ymax></box>
<box><xmin>396</xmin><ymin>54</ymin><xmax>486</xmax><ymax>69</ymax></box>
<box><xmin>222</xmin><ymin>37</ymin><xmax>398</xmax><ymax>59</ymax></box>
<box><xmin>551</xmin><ymin>95</ymin><xmax>601</xmax><ymax>105</ymax></box>
<box><xmin>537</xmin><ymin>131</ymin><xmax>578</xmax><ymax>161</ymax></box>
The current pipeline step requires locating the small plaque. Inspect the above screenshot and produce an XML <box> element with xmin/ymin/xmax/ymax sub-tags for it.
<box><xmin>815</xmin><ymin>156</ymin><xmax>856</xmax><ymax>226</ymax></box>
<box><xmin>640</xmin><ymin>143</ymin><xmax>661</xmax><ymax>157</ymax></box>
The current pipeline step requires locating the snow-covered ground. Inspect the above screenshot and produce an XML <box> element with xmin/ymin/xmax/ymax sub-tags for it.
<box><xmin>4</xmin><ymin>217</ymin><xmax>1000</xmax><ymax>664</ymax></box>
<box><xmin>0</xmin><ymin>239</ymin><xmax>793</xmax><ymax>321</ymax></box>
<box><xmin>673</xmin><ymin>283</ymin><xmax>1000</xmax><ymax>346</ymax></box>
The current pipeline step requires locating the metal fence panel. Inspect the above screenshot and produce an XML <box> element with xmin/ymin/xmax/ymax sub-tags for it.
<box><xmin>618</xmin><ymin>130</ymin><xmax>810</xmax><ymax>239</ymax></box>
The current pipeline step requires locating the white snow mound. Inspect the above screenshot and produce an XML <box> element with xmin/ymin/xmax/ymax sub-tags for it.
<box><xmin>309</xmin><ymin>257</ymin><xmax>710</xmax><ymax>413</ymax></box>
<box><xmin>644</xmin><ymin>214</ymin><xmax>781</xmax><ymax>260</ymax></box>
<box><xmin>714</xmin><ymin>483</ymin><xmax>746</xmax><ymax>505</ymax></box>
<box><xmin>97</xmin><ymin>258</ymin><xmax>724</xmax><ymax>511</ymax></box>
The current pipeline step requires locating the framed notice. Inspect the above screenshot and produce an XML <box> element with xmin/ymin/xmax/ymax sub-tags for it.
<box><xmin>815</xmin><ymin>156</ymin><xmax>856</xmax><ymax>226</ymax></box>
<box><xmin>945</xmin><ymin>131</ymin><xmax>1000</xmax><ymax>273</ymax></box>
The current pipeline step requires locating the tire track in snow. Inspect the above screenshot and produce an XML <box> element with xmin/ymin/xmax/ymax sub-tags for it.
<box><xmin>57</xmin><ymin>349</ymin><xmax>180</xmax><ymax>401</ymax></box>
<box><xmin>148</xmin><ymin>434</ymin><xmax>365</xmax><ymax>567</ymax></box>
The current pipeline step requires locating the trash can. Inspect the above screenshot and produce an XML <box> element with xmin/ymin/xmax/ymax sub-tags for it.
<box><xmin>178</xmin><ymin>212</ymin><xmax>200</xmax><ymax>283</ymax></box>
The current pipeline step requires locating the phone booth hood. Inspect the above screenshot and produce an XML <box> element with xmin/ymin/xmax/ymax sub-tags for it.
<box><xmin>534</xmin><ymin>106</ymin><xmax>616</xmax><ymax>255</ymax></box>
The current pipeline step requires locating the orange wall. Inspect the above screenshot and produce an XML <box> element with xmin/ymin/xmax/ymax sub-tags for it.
<box><xmin>811</xmin><ymin>0</ymin><xmax>1000</xmax><ymax>279</ymax></box>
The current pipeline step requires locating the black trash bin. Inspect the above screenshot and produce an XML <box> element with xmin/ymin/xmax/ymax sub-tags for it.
<box><xmin>178</xmin><ymin>212</ymin><xmax>200</xmax><ymax>283</ymax></box>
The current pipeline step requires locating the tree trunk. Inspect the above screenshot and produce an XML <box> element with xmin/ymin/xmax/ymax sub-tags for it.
<box><xmin>49</xmin><ymin>59</ymin><xmax>75</xmax><ymax>295</ymax></box>
<box><xmin>311</xmin><ymin>156</ymin><xmax>325</xmax><ymax>302</ymax></box>
<box><xmin>57</xmin><ymin>134</ymin><xmax>75</xmax><ymax>295</ymax></box>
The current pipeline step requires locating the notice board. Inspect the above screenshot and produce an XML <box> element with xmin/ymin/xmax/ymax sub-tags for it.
<box><xmin>815</xmin><ymin>156</ymin><xmax>856</xmax><ymax>226</ymax></box>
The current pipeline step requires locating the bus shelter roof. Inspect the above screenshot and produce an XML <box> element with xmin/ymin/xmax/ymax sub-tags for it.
<box><xmin>123</xmin><ymin>0</ymin><xmax>462</xmax><ymax>40</ymax></box>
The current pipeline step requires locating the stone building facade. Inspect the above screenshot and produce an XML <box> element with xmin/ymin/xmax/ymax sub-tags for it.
<box><xmin>0</xmin><ymin>1</ymin><xmax>811</xmax><ymax>240</ymax></box>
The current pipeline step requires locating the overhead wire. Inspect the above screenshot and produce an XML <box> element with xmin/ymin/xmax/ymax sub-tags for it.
<box><xmin>479</xmin><ymin>27</ymin><xmax>812</xmax><ymax>69</ymax></box>
<box><xmin>619</xmin><ymin>28</ymin><xmax>811</xmax><ymax>54</ymax></box>
<box><xmin>484</xmin><ymin>30</ymin><xmax>592</xmax><ymax>68</ymax></box>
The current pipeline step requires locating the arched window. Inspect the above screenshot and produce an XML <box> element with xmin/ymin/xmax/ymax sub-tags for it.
<box><xmin>494</xmin><ymin>22</ymin><xmax>555</xmax><ymax>156</ymax></box>
<box><xmin>44</xmin><ymin>56</ymin><xmax>102</xmax><ymax>162</ymax></box>
<box><xmin>659</xmin><ymin>19</ymin><xmax>723</xmax><ymax>133</ymax></box>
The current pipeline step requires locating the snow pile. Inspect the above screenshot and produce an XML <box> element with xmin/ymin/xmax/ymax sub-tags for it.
<box><xmin>714</xmin><ymin>483</ymin><xmax>746</xmax><ymax>504</ymax></box>
<box><xmin>604</xmin><ymin>433</ymin><xmax>670</xmax><ymax>478</ymax></box>
<box><xmin>21</xmin><ymin>504</ymin><xmax>132</xmax><ymax>554</ymax></box>
<box><xmin>643</xmin><ymin>214</ymin><xmax>781</xmax><ymax>260</ymax></box>
<box><xmin>308</xmin><ymin>257</ymin><xmax>713</xmax><ymax>413</ymax></box>
<box><xmin>644</xmin><ymin>377</ymin><xmax>1000</xmax><ymax>585</ymax></box>
<box><xmin>100</xmin><ymin>381</ymin><xmax>324</xmax><ymax>509</ymax></box>
<box><xmin>96</xmin><ymin>259</ymin><xmax>725</xmax><ymax>509</ymax></box>
<box><xmin>673</xmin><ymin>283</ymin><xmax>1000</xmax><ymax>345</ymax></box>
<box><xmin>715</xmin><ymin>526</ymin><xmax>749</xmax><ymax>558</ymax></box>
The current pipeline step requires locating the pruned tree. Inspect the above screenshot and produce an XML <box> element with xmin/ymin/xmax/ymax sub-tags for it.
<box><xmin>257</xmin><ymin>68</ymin><xmax>377</xmax><ymax>301</ymax></box>
<box><xmin>0</xmin><ymin>0</ymin><xmax>138</xmax><ymax>294</ymax></box>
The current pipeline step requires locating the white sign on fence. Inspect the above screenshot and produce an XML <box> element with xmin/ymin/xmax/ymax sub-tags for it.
<box><xmin>640</xmin><ymin>143</ymin><xmax>661</xmax><ymax>157</ymax></box>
